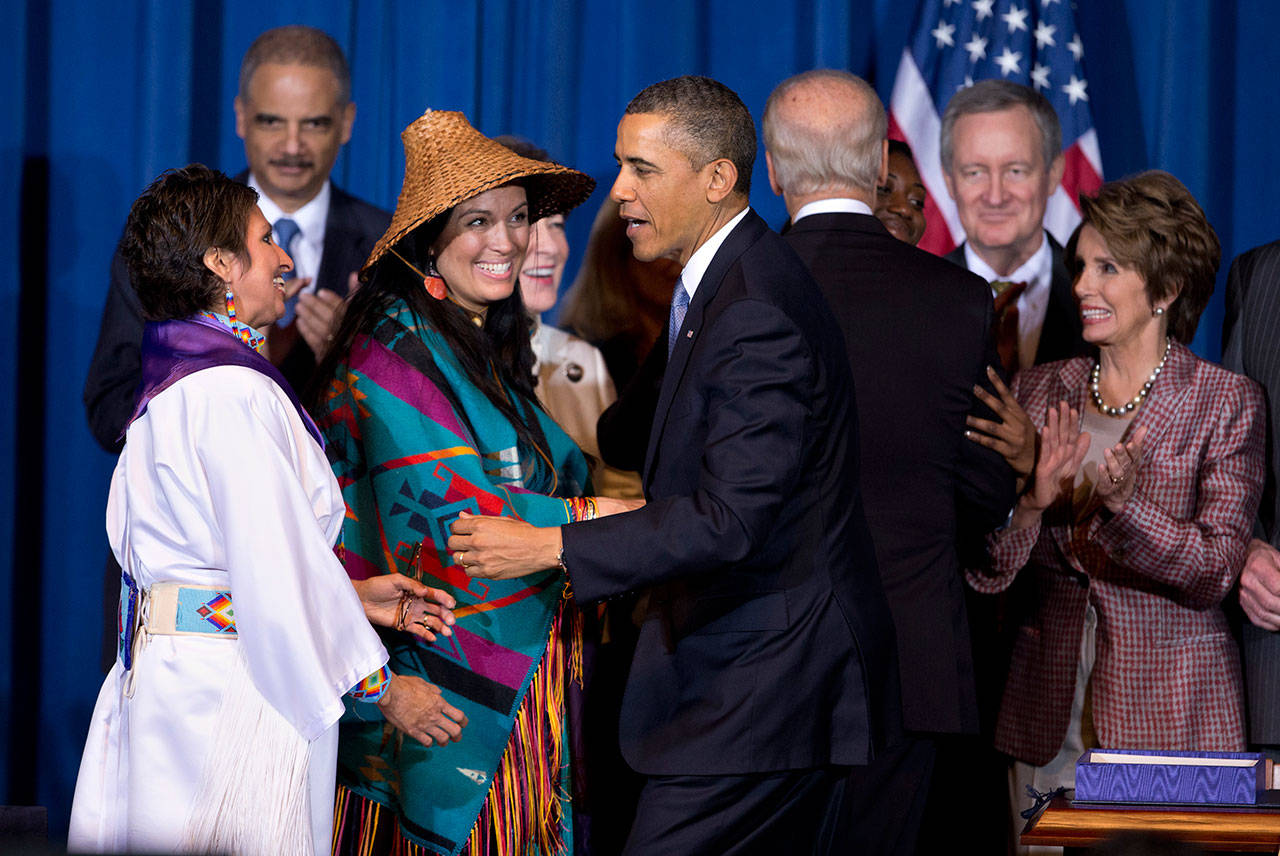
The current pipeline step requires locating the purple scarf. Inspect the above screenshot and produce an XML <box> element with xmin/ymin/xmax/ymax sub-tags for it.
<box><xmin>124</xmin><ymin>315</ymin><xmax>323</xmax><ymax>449</ymax></box>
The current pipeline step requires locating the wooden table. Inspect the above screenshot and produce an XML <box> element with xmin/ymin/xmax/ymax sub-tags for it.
<box><xmin>1022</xmin><ymin>796</ymin><xmax>1280</xmax><ymax>853</ymax></box>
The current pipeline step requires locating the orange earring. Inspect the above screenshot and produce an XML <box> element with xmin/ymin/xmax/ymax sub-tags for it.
<box><xmin>424</xmin><ymin>260</ymin><xmax>446</xmax><ymax>301</ymax></box>
<box><xmin>388</xmin><ymin>246</ymin><xmax>446</xmax><ymax>300</ymax></box>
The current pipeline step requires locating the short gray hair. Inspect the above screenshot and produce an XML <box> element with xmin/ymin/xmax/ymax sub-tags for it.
<box><xmin>762</xmin><ymin>69</ymin><xmax>887</xmax><ymax>196</ymax></box>
<box><xmin>940</xmin><ymin>79</ymin><xmax>1061</xmax><ymax>174</ymax></box>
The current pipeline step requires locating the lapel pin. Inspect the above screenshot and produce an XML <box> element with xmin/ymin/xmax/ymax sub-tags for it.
<box><xmin>686</xmin><ymin>330</ymin><xmax>693</xmax><ymax>338</ymax></box>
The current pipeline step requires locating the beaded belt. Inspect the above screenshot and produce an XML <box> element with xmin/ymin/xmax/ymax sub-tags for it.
<box><xmin>119</xmin><ymin>572</ymin><xmax>238</xmax><ymax>689</ymax></box>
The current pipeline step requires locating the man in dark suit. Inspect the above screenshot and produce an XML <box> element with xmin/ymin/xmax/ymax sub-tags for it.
<box><xmin>450</xmin><ymin>75</ymin><xmax>897</xmax><ymax>854</ymax></box>
<box><xmin>83</xmin><ymin>25</ymin><xmax>390</xmax><ymax>452</ymax></box>
<box><xmin>1224</xmin><ymin>243</ymin><xmax>1280</xmax><ymax>769</ymax></box>
<box><xmin>939</xmin><ymin>79</ymin><xmax>1083</xmax><ymax>371</ymax></box>
<box><xmin>764</xmin><ymin>69</ymin><xmax>1015</xmax><ymax>854</ymax></box>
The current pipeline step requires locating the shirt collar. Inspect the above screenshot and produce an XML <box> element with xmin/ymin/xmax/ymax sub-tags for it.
<box><xmin>963</xmin><ymin>232</ymin><xmax>1053</xmax><ymax>293</ymax></box>
<box><xmin>247</xmin><ymin>175</ymin><xmax>331</xmax><ymax>248</ymax></box>
<box><xmin>792</xmin><ymin>197</ymin><xmax>874</xmax><ymax>223</ymax></box>
<box><xmin>679</xmin><ymin>206</ymin><xmax>751</xmax><ymax>300</ymax></box>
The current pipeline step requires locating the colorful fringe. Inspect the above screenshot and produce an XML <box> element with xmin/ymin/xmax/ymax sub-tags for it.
<box><xmin>331</xmin><ymin>594</ymin><xmax>583</xmax><ymax>856</ymax></box>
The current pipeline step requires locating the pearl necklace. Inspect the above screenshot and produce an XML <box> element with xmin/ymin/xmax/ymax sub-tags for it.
<box><xmin>1090</xmin><ymin>340</ymin><xmax>1171</xmax><ymax>417</ymax></box>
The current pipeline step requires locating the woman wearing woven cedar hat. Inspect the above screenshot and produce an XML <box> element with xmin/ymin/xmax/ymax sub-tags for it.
<box><xmin>964</xmin><ymin>171</ymin><xmax>1265</xmax><ymax>837</ymax></box>
<box><xmin>68</xmin><ymin>164</ymin><xmax>460</xmax><ymax>856</ymax></box>
<box><xmin>315</xmin><ymin>111</ymin><xmax>639</xmax><ymax>855</ymax></box>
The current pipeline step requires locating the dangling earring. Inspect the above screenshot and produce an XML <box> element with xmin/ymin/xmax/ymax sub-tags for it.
<box><xmin>225</xmin><ymin>289</ymin><xmax>239</xmax><ymax>320</ymax></box>
<box><xmin>387</xmin><ymin>246</ymin><xmax>446</xmax><ymax>300</ymax></box>
<box><xmin>424</xmin><ymin>257</ymin><xmax>446</xmax><ymax>300</ymax></box>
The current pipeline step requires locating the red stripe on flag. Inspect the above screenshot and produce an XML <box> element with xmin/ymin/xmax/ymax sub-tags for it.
<box><xmin>918</xmin><ymin>194</ymin><xmax>958</xmax><ymax>257</ymax></box>
<box><xmin>1061</xmin><ymin>142</ymin><xmax>1103</xmax><ymax>210</ymax></box>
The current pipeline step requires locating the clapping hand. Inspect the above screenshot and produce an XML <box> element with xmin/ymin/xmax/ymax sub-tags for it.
<box><xmin>1091</xmin><ymin>425</ymin><xmax>1148</xmax><ymax>514</ymax></box>
<box><xmin>966</xmin><ymin>366</ymin><xmax>1038</xmax><ymax>479</ymax></box>
<box><xmin>1012</xmin><ymin>401</ymin><xmax>1090</xmax><ymax>529</ymax></box>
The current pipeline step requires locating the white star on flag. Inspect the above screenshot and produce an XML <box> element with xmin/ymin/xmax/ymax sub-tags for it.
<box><xmin>932</xmin><ymin>20</ymin><xmax>957</xmax><ymax>48</ymax></box>
<box><xmin>1063</xmin><ymin>74</ymin><xmax>1089</xmax><ymax>104</ymax></box>
<box><xmin>1034</xmin><ymin>21</ymin><xmax>1056</xmax><ymax>48</ymax></box>
<box><xmin>963</xmin><ymin>33</ymin><xmax>989</xmax><ymax>62</ymax></box>
<box><xmin>887</xmin><ymin>0</ymin><xmax>1104</xmax><ymax>254</ymax></box>
<box><xmin>1031</xmin><ymin>62</ymin><xmax>1051</xmax><ymax>90</ymax></box>
<box><xmin>996</xmin><ymin>47</ymin><xmax>1023</xmax><ymax>76</ymax></box>
<box><xmin>1002</xmin><ymin>5</ymin><xmax>1029</xmax><ymax>33</ymax></box>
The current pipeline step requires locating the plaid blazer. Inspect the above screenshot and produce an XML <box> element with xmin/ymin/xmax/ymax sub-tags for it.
<box><xmin>969</xmin><ymin>342</ymin><xmax>1265</xmax><ymax>765</ymax></box>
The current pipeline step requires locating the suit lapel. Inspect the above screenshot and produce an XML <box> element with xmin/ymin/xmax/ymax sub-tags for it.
<box><xmin>317</xmin><ymin>186</ymin><xmax>359</xmax><ymax>297</ymax></box>
<box><xmin>1035</xmin><ymin>236</ymin><xmax>1081</xmax><ymax>364</ymax></box>
<box><xmin>1125</xmin><ymin>341</ymin><xmax>1194</xmax><ymax>454</ymax></box>
<box><xmin>641</xmin><ymin>211</ymin><xmax>767</xmax><ymax>483</ymax></box>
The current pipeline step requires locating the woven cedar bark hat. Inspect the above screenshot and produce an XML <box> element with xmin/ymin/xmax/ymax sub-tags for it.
<box><xmin>364</xmin><ymin>109</ymin><xmax>596</xmax><ymax>274</ymax></box>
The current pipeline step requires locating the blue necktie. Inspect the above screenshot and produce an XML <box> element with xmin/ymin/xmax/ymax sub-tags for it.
<box><xmin>274</xmin><ymin>217</ymin><xmax>301</xmax><ymax>326</ymax></box>
<box><xmin>667</xmin><ymin>277</ymin><xmax>689</xmax><ymax>360</ymax></box>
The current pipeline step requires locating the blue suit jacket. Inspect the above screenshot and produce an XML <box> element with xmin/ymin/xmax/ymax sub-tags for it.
<box><xmin>563</xmin><ymin>209</ymin><xmax>898</xmax><ymax>776</ymax></box>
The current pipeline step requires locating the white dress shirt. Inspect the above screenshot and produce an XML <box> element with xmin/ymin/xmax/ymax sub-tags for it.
<box><xmin>249</xmin><ymin>176</ymin><xmax>331</xmax><ymax>296</ymax></box>
<box><xmin>792</xmin><ymin>197</ymin><xmax>874</xmax><ymax>222</ymax></box>
<box><xmin>964</xmin><ymin>234</ymin><xmax>1053</xmax><ymax>371</ymax></box>
<box><xmin>677</xmin><ymin>206</ymin><xmax>751</xmax><ymax>303</ymax></box>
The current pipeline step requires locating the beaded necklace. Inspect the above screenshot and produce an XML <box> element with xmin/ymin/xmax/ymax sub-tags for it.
<box><xmin>1089</xmin><ymin>339</ymin><xmax>1171</xmax><ymax>417</ymax></box>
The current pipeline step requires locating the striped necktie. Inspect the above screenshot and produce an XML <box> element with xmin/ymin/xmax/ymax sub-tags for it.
<box><xmin>274</xmin><ymin>217</ymin><xmax>301</xmax><ymax>327</ymax></box>
<box><xmin>667</xmin><ymin>277</ymin><xmax>689</xmax><ymax>360</ymax></box>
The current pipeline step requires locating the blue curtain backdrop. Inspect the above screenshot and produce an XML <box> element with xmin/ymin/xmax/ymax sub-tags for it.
<box><xmin>3</xmin><ymin>0</ymin><xmax>1276</xmax><ymax>838</ymax></box>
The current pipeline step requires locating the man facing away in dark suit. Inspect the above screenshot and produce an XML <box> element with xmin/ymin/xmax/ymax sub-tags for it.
<box><xmin>939</xmin><ymin>79</ymin><xmax>1083</xmax><ymax>371</ymax></box>
<box><xmin>763</xmin><ymin>69</ymin><xmax>1016</xmax><ymax>854</ymax></box>
<box><xmin>448</xmin><ymin>75</ymin><xmax>898</xmax><ymax>855</ymax></box>
<box><xmin>83</xmin><ymin>25</ymin><xmax>390</xmax><ymax>453</ymax></box>
<box><xmin>1224</xmin><ymin>242</ymin><xmax>1280</xmax><ymax>777</ymax></box>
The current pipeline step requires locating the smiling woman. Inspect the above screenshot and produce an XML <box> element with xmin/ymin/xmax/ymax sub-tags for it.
<box><xmin>311</xmin><ymin>111</ymin><xmax>640</xmax><ymax>856</ymax></box>
<box><xmin>968</xmin><ymin>170</ymin><xmax>1265</xmax><ymax>833</ymax></box>
<box><xmin>67</xmin><ymin>164</ymin><xmax>459</xmax><ymax>856</ymax></box>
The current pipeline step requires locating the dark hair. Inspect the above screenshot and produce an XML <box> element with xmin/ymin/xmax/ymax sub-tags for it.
<box><xmin>940</xmin><ymin>79</ymin><xmax>1061</xmax><ymax>174</ymax></box>
<box><xmin>119</xmin><ymin>164</ymin><xmax>258</xmax><ymax>322</ymax></box>
<box><xmin>311</xmin><ymin>199</ymin><xmax>558</xmax><ymax>492</ymax></box>
<box><xmin>888</xmin><ymin>139</ymin><xmax>915</xmax><ymax>161</ymax></box>
<box><xmin>626</xmin><ymin>75</ymin><xmax>756</xmax><ymax>195</ymax></box>
<box><xmin>238</xmin><ymin>26</ymin><xmax>351</xmax><ymax>104</ymax></box>
<box><xmin>1065</xmin><ymin>170</ymin><xmax>1220</xmax><ymax>343</ymax></box>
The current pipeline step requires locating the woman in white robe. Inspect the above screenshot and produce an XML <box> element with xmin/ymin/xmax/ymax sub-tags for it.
<box><xmin>69</xmin><ymin>165</ymin><xmax>466</xmax><ymax>856</ymax></box>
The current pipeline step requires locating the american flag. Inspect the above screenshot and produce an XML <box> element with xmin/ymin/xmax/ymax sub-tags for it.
<box><xmin>888</xmin><ymin>0</ymin><xmax>1104</xmax><ymax>256</ymax></box>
